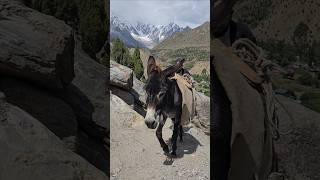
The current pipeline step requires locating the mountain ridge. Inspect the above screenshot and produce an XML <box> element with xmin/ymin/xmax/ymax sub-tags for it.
<box><xmin>110</xmin><ymin>15</ymin><xmax>191</xmax><ymax>49</ymax></box>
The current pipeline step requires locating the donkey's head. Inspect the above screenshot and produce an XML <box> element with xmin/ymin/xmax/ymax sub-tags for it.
<box><xmin>144</xmin><ymin>56</ymin><xmax>185</xmax><ymax>129</ymax></box>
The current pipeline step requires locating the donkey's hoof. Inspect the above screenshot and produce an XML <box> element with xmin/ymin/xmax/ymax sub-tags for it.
<box><xmin>163</xmin><ymin>146</ymin><xmax>169</xmax><ymax>153</ymax></box>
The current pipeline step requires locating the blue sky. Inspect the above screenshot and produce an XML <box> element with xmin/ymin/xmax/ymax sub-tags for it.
<box><xmin>111</xmin><ymin>0</ymin><xmax>210</xmax><ymax>28</ymax></box>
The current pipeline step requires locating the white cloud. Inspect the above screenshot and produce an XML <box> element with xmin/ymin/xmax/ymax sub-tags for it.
<box><xmin>111</xmin><ymin>0</ymin><xmax>210</xmax><ymax>28</ymax></box>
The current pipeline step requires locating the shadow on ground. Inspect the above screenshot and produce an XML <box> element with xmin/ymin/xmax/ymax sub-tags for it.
<box><xmin>163</xmin><ymin>132</ymin><xmax>202</xmax><ymax>165</ymax></box>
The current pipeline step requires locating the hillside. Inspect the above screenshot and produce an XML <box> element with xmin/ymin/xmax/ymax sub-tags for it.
<box><xmin>234</xmin><ymin>0</ymin><xmax>320</xmax><ymax>45</ymax></box>
<box><xmin>233</xmin><ymin>0</ymin><xmax>320</xmax><ymax>113</ymax></box>
<box><xmin>152</xmin><ymin>22</ymin><xmax>210</xmax><ymax>71</ymax></box>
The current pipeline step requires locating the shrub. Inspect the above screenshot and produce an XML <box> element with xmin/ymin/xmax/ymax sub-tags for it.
<box><xmin>111</xmin><ymin>39</ymin><xmax>144</xmax><ymax>79</ymax></box>
<box><xmin>25</xmin><ymin>0</ymin><xmax>108</xmax><ymax>60</ymax></box>
<box><xmin>77</xmin><ymin>0</ymin><xmax>108</xmax><ymax>59</ymax></box>
<box><xmin>193</xmin><ymin>71</ymin><xmax>210</xmax><ymax>96</ymax></box>
<box><xmin>132</xmin><ymin>48</ymin><xmax>144</xmax><ymax>79</ymax></box>
<box><xmin>300</xmin><ymin>92</ymin><xmax>320</xmax><ymax>113</ymax></box>
<box><xmin>298</xmin><ymin>72</ymin><xmax>319</xmax><ymax>87</ymax></box>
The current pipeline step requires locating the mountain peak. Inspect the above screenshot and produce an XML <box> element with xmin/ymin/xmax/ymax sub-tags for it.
<box><xmin>111</xmin><ymin>15</ymin><xmax>193</xmax><ymax>49</ymax></box>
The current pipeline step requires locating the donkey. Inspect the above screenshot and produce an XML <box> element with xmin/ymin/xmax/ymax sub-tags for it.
<box><xmin>144</xmin><ymin>56</ymin><xmax>185</xmax><ymax>156</ymax></box>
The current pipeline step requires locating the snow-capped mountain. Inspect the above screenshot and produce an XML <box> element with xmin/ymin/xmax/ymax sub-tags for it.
<box><xmin>110</xmin><ymin>15</ymin><xmax>191</xmax><ymax>49</ymax></box>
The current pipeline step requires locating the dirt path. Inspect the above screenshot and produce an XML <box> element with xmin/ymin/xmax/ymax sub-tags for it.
<box><xmin>110</xmin><ymin>94</ymin><xmax>210</xmax><ymax>180</ymax></box>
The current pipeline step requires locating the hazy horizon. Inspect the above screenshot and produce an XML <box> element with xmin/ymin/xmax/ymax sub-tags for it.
<box><xmin>110</xmin><ymin>0</ymin><xmax>209</xmax><ymax>28</ymax></box>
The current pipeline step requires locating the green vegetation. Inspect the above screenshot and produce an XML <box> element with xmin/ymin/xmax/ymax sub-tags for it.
<box><xmin>300</xmin><ymin>92</ymin><xmax>320</xmax><ymax>112</ymax></box>
<box><xmin>272</xmin><ymin>72</ymin><xmax>320</xmax><ymax>113</ymax></box>
<box><xmin>77</xmin><ymin>0</ymin><xmax>108</xmax><ymax>59</ymax></box>
<box><xmin>297</xmin><ymin>71</ymin><xmax>320</xmax><ymax>88</ymax></box>
<box><xmin>111</xmin><ymin>38</ymin><xmax>144</xmax><ymax>79</ymax></box>
<box><xmin>293</xmin><ymin>22</ymin><xmax>310</xmax><ymax>46</ymax></box>
<box><xmin>25</xmin><ymin>0</ymin><xmax>78</xmax><ymax>27</ymax></box>
<box><xmin>152</xmin><ymin>47</ymin><xmax>209</xmax><ymax>64</ymax></box>
<box><xmin>234</xmin><ymin>0</ymin><xmax>272</xmax><ymax>28</ymax></box>
<box><xmin>25</xmin><ymin>0</ymin><xmax>108</xmax><ymax>60</ymax></box>
<box><xmin>259</xmin><ymin>39</ymin><xmax>320</xmax><ymax>66</ymax></box>
<box><xmin>193</xmin><ymin>69</ymin><xmax>210</xmax><ymax>96</ymax></box>
<box><xmin>185</xmin><ymin>62</ymin><xmax>195</xmax><ymax>70</ymax></box>
<box><xmin>132</xmin><ymin>48</ymin><xmax>144</xmax><ymax>79</ymax></box>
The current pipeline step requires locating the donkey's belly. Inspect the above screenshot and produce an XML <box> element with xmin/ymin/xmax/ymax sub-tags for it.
<box><xmin>162</xmin><ymin>109</ymin><xmax>176</xmax><ymax>119</ymax></box>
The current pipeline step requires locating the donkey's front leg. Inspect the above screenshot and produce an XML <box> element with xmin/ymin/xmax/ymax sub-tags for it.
<box><xmin>171</xmin><ymin>116</ymin><xmax>181</xmax><ymax>156</ymax></box>
<box><xmin>156</xmin><ymin>114</ymin><xmax>169</xmax><ymax>153</ymax></box>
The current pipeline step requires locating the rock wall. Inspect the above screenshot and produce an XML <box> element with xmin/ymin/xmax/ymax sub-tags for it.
<box><xmin>0</xmin><ymin>0</ymin><xmax>109</xmax><ymax>178</ymax></box>
<box><xmin>0</xmin><ymin>93</ymin><xmax>108</xmax><ymax>180</ymax></box>
<box><xmin>0</xmin><ymin>0</ymin><xmax>74</xmax><ymax>89</ymax></box>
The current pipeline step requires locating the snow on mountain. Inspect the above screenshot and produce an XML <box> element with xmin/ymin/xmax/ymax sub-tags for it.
<box><xmin>110</xmin><ymin>15</ymin><xmax>191</xmax><ymax>49</ymax></box>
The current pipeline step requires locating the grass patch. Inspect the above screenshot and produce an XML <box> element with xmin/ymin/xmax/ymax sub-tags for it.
<box><xmin>152</xmin><ymin>47</ymin><xmax>209</xmax><ymax>63</ymax></box>
<box><xmin>300</xmin><ymin>92</ymin><xmax>320</xmax><ymax>112</ymax></box>
<box><xmin>272</xmin><ymin>72</ymin><xmax>320</xmax><ymax>113</ymax></box>
<box><xmin>193</xmin><ymin>71</ymin><xmax>210</xmax><ymax>96</ymax></box>
<box><xmin>185</xmin><ymin>61</ymin><xmax>195</xmax><ymax>70</ymax></box>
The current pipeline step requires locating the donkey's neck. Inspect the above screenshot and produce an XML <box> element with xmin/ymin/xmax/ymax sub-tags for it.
<box><xmin>159</xmin><ymin>79</ymin><xmax>182</xmax><ymax>118</ymax></box>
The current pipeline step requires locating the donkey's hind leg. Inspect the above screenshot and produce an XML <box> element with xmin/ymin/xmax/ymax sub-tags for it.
<box><xmin>156</xmin><ymin>115</ymin><xmax>169</xmax><ymax>153</ymax></box>
<box><xmin>179</xmin><ymin>125</ymin><xmax>183</xmax><ymax>142</ymax></box>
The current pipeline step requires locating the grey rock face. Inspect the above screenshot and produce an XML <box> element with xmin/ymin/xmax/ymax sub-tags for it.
<box><xmin>192</xmin><ymin>91</ymin><xmax>210</xmax><ymax>134</ymax></box>
<box><xmin>0</xmin><ymin>77</ymin><xmax>78</xmax><ymax>138</ymax></box>
<box><xmin>110</xmin><ymin>60</ymin><xmax>133</xmax><ymax>91</ymax></box>
<box><xmin>131</xmin><ymin>76</ymin><xmax>146</xmax><ymax>107</ymax></box>
<box><xmin>0</xmin><ymin>0</ymin><xmax>109</xmax><ymax>176</ymax></box>
<box><xmin>57</xmin><ymin>40</ymin><xmax>109</xmax><ymax>173</ymax></box>
<box><xmin>0</xmin><ymin>96</ymin><xmax>108</xmax><ymax>180</ymax></box>
<box><xmin>71</xmin><ymin>40</ymin><xmax>108</xmax><ymax>132</ymax></box>
<box><xmin>0</xmin><ymin>0</ymin><xmax>75</xmax><ymax>89</ymax></box>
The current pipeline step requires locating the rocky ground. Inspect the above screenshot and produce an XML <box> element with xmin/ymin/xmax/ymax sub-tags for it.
<box><xmin>110</xmin><ymin>94</ymin><xmax>210</xmax><ymax>180</ymax></box>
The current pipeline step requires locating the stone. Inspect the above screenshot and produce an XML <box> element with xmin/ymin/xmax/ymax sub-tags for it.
<box><xmin>0</xmin><ymin>0</ymin><xmax>75</xmax><ymax>89</ymax></box>
<box><xmin>110</xmin><ymin>60</ymin><xmax>133</xmax><ymax>90</ymax></box>
<box><xmin>0</xmin><ymin>99</ymin><xmax>108</xmax><ymax>180</ymax></box>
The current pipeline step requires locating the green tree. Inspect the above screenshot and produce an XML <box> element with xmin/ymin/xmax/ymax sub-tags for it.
<box><xmin>77</xmin><ymin>0</ymin><xmax>108</xmax><ymax>59</ymax></box>
<box><xmin>132</xmin><ymin>48</ymin><xmax>144</xmax><ymax>79</ymax></box>
<box><xmin>111</xmin><ymin>39</ymin><xmax>144</xmax><ymax>79</ymax></box>
<box><xmin>111</xmin><ymin>38</ymin><xmax>125</xmax><ymax>64</ymax></box>
<box><xmin>111</xmin><ymin>38</ymin><xmax>132</xmax><ymax>67</ymax></box>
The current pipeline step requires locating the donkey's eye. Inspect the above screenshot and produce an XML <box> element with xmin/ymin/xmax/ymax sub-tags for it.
<box><xmin>158</xmin><ymin>91</ymin><xmax>166</xmax><ymax>97</ymax></box>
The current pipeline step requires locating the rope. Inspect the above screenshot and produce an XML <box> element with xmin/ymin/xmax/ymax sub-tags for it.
<box><xmin>231</xmin><ymin>38</ymin><xmax>295</xmax><ymax>140</ymax></box>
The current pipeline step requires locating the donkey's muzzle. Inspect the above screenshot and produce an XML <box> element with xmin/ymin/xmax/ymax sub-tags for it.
<box><xmin>145</xmin><ymin>119</ymin><xmax>158</xmax><ymax>129</ymax></box>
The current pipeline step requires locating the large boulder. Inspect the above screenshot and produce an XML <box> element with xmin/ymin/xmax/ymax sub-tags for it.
<box><xmin>110</xmin><ymin>86</ymin><xmax>135</xmax><ymax>107</ymax></box>
<box><xmin>0</xmin><ymin>77</ymin><xmax>78</xmax><ymax>139</ymax></box>
<box><xmin>68</xmin><ymin>39</ymin><xmax>108</xmax><ymax>131</ymax></box>
<box><xmin>0</xmin><ymin>93</ymin><xmax>108</xmax><ymax>180</ymax></box>
<box><xmin>110</xmin><ymin>60</ymin><xmax>133</xmax><ymax>90</ymax></box>
<box><xmin>131</xmin><ymin>76</ymin><xmax>146</xmax><ymax>107</ymax></box>
<box><xmin>192</xmin><ymin>91</ymin><xmax>210</xmax><ymax>134</ymax></box>
<box><xmin>0</xmin><ymin>0</ymin><xmax>74</xmax><ymax>89</ymax></box>
<box><xmin>56</xmin><ymin>40</ymin><xmax>109</xmax><ymax>173</ymax></box>
<box><xmin>0</xmin><ymin>78</ymin><xmax>110</xmax><ymax>173</ymax></box>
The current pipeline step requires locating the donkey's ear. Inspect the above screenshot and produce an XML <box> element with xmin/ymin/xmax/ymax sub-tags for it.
<box><xmin>147</xmin><ymin>56</ymin><xmax>156</xmax><ymax>75</ymax></box>
<box><xmin>163</xmin><ymin>58</ymin><xmax>185</xmax><ymax>77</ymax></box>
